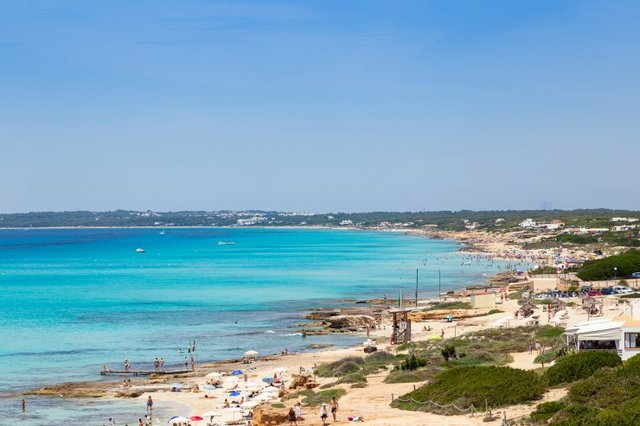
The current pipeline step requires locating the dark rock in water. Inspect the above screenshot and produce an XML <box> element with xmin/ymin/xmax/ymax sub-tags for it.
<box><xmin>355</xmin><ymin>300</ymin><xmax>368</xmax><ymax>304</ymax></box>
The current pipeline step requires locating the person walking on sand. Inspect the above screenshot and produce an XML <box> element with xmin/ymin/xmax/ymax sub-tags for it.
<box><xmin>288</xmin><ymin>407</ymin><xmax>298</xmax><ymax>426</ymax></box>
<box><xmin>294</xmin><ymin>402</ymin><xmax>302</xmax><ymax>420</ymax></box>
<box><xmin>319</xmin><ymin>403</ymin><xmax>328</xmax><ymax>425</ymax></box>
<box><xmin>330</xmin><ymin>396</ymin><xmax>339</xmax><ymax>422</ymax></box>
<box><xmin>146</xmin><ymin>395</ymin><xmax>153</xmax><ymax>413</ymax></box>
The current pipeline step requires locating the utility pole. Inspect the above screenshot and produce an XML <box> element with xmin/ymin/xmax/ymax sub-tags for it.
<box><xmin>415</xmin><ymin>268</ymin><xmax>419</xmax><ymax>307</ymax></box>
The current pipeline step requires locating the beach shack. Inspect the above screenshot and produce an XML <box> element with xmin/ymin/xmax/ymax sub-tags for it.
<box><xmin>390</xmin><ymin>308</ymin><xmax>412</xmax><ymax>345</ymax></box>
<box><xmin>564</xmin><ymin>302</ymin><xmax>640</xmax><ymax>360</ymax></box>
<box><xmin>470</xmin><ymin>292</ymin><xmax>496</xmax><ymax>309</ymax></box>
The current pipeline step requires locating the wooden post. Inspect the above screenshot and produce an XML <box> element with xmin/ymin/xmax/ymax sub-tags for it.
<box><xmin>391</xmin><ymin>393</ymin><xmax>395</xmax><ymax>402</ymax></box>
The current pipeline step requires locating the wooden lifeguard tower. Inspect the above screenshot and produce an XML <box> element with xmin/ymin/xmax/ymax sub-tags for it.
<box><xmin>390</xmin><ymin>308</ymin><xmax>412</xmax><ymax>345</ymax></box>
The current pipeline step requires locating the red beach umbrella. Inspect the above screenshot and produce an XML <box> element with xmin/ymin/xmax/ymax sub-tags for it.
<box><xmin>190</xmin><ymin>416</ymin><xmax>204</xmax><ymax>421</ymax></box>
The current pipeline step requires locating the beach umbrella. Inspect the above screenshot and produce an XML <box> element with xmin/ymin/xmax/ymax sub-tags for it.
<box><xmin>206</xmin><ymin>372</ymin><xmax>223</xmax><ymax>379</ymax></box>
<box><xmin>231</xmin><ymin>369</ymin><xmax>243</xmax><ymax>376</ymax></box>
<box><xmin>229</xmin><ymin>390</ymin><xmax>241</xmax><ymax>397</ymax></box>
<box><xmin>261</xmin><ymin>377</ymin><xmax>274</xmax><ymax>383</ymax></box>
<box><xmin>241</xmin><ymin>400</ymin><xmax>260</xmax><ymax>409</ymax></box>
<box><xmin>244</xmin><ymin>350</ymin><xmax>259</xmax><ymax>357</ymax></box>
<box><xmin>167</xmin><ymin>415</ymin><xmax>191</xmax><ymax>424</ymax></box>
<box><xmin>190</xmin><ymin>416</ymin><xmax>204</xmax><ymax>421</ymax></box>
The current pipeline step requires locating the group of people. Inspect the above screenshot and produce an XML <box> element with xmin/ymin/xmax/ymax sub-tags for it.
<box><xmin>318</xmin><ymin>397</ymin><xmax>339</xmax><ymax>425</ymax></box>
<box><xmin>153</xmin><ymin>357</ymin><xmax>165</xmax><ymax>372</ymax></box>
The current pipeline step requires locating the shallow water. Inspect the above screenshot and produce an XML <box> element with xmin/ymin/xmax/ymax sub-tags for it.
<box><xmin>0</xmin><ymin>227</ymin><xmax>517</xmax><ymax>424</ymax></box>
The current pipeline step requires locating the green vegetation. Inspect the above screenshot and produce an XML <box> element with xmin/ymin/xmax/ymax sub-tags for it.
<box><xmin>423</xmin><ymin>301</ymin><xmax>472</xmax><ymax>311</ymax></box>
<box><xmin>530</xmin><ymin>401</ymin><xmax>567</xmax><ymax>422</ymax></box>
<box><xmin>393</xmin><ymin>366</ymin><xmax>545</xmax><ymax>411</ymax></box>
<box><xmin>530</xmin><ymin>266</ymin><xmax>559</xmax><ymax>275</ymax></box>
<box><xmin>538</xmin><ymin>354</ymin><xmax>640</xmax><ymax>424</ymax></box>
<box><xmin>555</xmin><ymin>234</ymin><xmax>598</xmax><ymax>245</ymax></box>
<box><xmin>291</xmin><ymin>388</ymin><xmax>347</xmax><ymax>406</ymax></box>
<box><xmin>441</xmin><ymin>346</ymin><xmax>457</xmax><ymax>362</ymax></box>
<box><xmin>384</xmin><ymin>369</ymin><xmax>432</xmax><ymax>383</ymax></box>
<box><xmin>315</xmin><ymin>352</ymin><xmax>397</xmax><ymax>388</ymax></box>
<box><xmin>398</xmin><ymin>354</ymin><xmax>427</xmax><ymax>370</ymax></box>
<box><xmin>577</xmin><ymin>250</ymin><xmax>640</xmax><ymax>281</ymax></box>
<box><xmin>486</xmin><ymin>309</ymin><xmax>503</xmax><ymax>315</ymax></box>
<box><xmin>544</xmin><ymin>351</ymin><xmax>622</xmax><ymax>386</ymax></box>
<box><xmin>3</xmin><ymin>208</ymin><xmax>639</xmax><ymax>232</ymax></box>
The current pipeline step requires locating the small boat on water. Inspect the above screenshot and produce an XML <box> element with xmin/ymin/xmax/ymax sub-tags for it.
<box><xmin>217</xmin><ymin>241</ymin><xmax>235</xmax><ymax>246</ymax></box>
<box><xmin>136</xmin><ymin>248</ymin><xmax>146</xmax><ymax>253</ymax></box>
<box><xmin>461</xmin><ymin>261</ymin><xmax>471</xmax><ymax>265</ymax></box>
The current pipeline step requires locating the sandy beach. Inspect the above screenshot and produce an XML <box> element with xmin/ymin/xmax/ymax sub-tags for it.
<box><xmin>111</xmin><ymin>290</ymin><xmax>619</xmax><ymax>426</ymax></box>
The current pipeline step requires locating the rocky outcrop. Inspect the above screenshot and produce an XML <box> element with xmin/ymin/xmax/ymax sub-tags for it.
<box><xmin>29</xmin><ymin>382</ymin><xmax>110</xmax><ymax>398</ymax></box>
<box><xmin>252</xmin><ymin>405</ymin><xmax>289</xmax><ymax>426</ymax></box>
<box><xmin>325</xmin><ymin>314</ymin><xmax>376</xmax><ymax>331</ymax></box>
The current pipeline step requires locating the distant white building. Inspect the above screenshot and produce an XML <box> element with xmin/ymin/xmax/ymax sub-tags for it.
<box><xmin>612</xmin><ymin>217</ymin><xmax>639</xmax><ymax>223</ymax></box>
<box><xmin>339</xmin><ymin>220</ymin><xmax>353</xmax><ymax>226</ymax></box>
<box><xmin>540</xmin><ymin>222</ymin><xmax>565</xmax><ymax>231</ymax></box>
<box><xmin>519</xmin><ymin>218</ymin><xmax>537</xmax><ymax>228</ymax></box>
<box><xmin>495</xmin><ymin>218</ymin><xmax>505</xmax><ymax>224</ymax></box>
<box><xmin>612</xmin><ymin>225</ymin><xmax>637</xmax><ymax>232</ymax></box>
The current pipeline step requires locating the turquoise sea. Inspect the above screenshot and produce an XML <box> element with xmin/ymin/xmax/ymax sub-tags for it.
<box><xmin>0</xmin><ymin>228</ymin><xmax>514</xmax><ymax>424</ymax></box>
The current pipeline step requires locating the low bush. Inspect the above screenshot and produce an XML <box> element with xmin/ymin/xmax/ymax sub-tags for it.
<box><xmin>314</xmin><ymin>356</ymin><xmax>364</xmax><ymax>377</ymax></box>
<box><xmin>548</xmin><ymin>355</ymin><xmax>640</xmax><ymax>424</ymax></box>
<box><xmin>530</xmin><ymin>401</ymin><xmax>566</xmax><ymax>422</ymax></box>
<box><xmin>392</xmin><ymin>366</ymin><xmax>545</xmax><ymax>411</ymax></box>
<box><xmin>384</xmin><ymin>369</ymin><xmax>433</xmax><ymax>383</ymax></box>
<box><xmin>544</xmin><ymin>351</ymin><xmax>621</xmax><ymax>386</ymax></box>
<box><xmin>295</xmin><ymin>388</ymin><xmax>347</xmax><ymax>406</ymax></box>
<box><xmin>398</xmin><ymin>354</ymin><xmax>427</xmax><ymax>371</ymax></box>
<box><xmin>334</xmin><ymin>361</ymin><xmax>362</xmax><ymax>375</ymax></box>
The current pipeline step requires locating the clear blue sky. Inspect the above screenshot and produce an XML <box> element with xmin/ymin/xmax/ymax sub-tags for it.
<box><xmin>1</xmin><ymin>0</ymin><xmax>638</xmax><ymax>213</ymax></box>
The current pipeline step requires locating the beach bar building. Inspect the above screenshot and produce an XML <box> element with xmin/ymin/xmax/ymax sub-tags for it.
<box><xmin>564</xmin><ymin>302</ymin><xmax>640</xmax><ymax>360</ymax></box>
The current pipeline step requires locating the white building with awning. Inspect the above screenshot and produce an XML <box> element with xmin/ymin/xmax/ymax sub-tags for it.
<box><xmin>564</xmin><ymin>302</ymin><xmax>640</xmax><ymax>360</ymax></box>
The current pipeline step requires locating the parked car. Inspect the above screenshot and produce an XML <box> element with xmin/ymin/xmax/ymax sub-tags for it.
<box><xmin>601</xmin><ymin>287</ymin><xmax>615</xmax><ymax>295</ymax></box>
<box><xmin>612</xmin><ymin>285</ymin><xmax>634</xmax><ymax>295</ymax></box>
<box><xmin>632</xmin><ymin>272</ymin><xmax>640</xmax><ymax>279</ymax></box>
<box><xmin>587</xmin><ymin>289</ymin><xmax>603</xmax><ymax>297</ymax></box>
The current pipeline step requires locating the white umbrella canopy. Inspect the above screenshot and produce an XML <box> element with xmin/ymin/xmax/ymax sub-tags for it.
<box><xmin>206</xmin><ymin>372</ymin><xmax>223</xmax><ymax>379</ymax></box>
<box><xmin>241</xmin><ymin>400</ymin><xmax>260</xmax><ymax>409</ymax></box>
<box><xmin>167</xmin><ymin>415</ymin><xmax>191</xmax><ymax>424</ymax></box>
<box><xmin>244</xmin><ymin>350</ymin><xmax>259</xmax><ymax>357</ymax></box>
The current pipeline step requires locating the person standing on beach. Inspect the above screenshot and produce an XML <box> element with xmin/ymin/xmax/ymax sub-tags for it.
<box><xmin>184</xmin><ymin>356</ymin><xmax>188</xmax><ymax>370</ymax></box>
<box><xmin>159</xmin><ymin>357</ymin><xmax>165</xmax><ymax>372</ymax></box>
<box><xmin>109</xmin><ymin>417</ymin><xmax>116</xmax><ymax>426</ymax></box>
<box><xmin>319</xmin><ymin>403</ymin><xmax>328</xmax><ymax>425</ymax></box>
<box><xmin>146</xmin><ymin>395</ymin><xmax>153</xmax><ymax>413</ymax></box>
<box><xmin>21</xmin><ymin>399</ymin><xmax>25</xmax><ymax>413</ymax></box>
<box><xmin>154</xmin><ymin>357</ymin><xmax>159</xmax><ymax>372</ymax></box>
<box><xmin>330</xmin><ymin>396</ymin><xmax>339</xmax><ymax>422</ymax></box>
<box><xmin>294</xmin><ymin>402</ymin><xmax>302</xmax><ymax>419</ymax></box>
<box><xmin>288</xmin><ymin>407</ymin><xmax>298</xmax><ymax>426</ymax></box>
